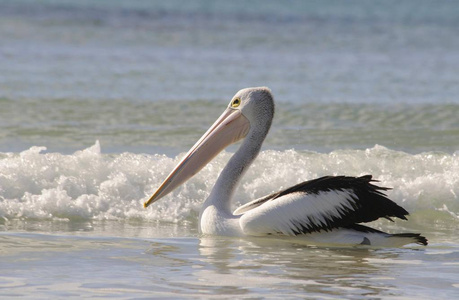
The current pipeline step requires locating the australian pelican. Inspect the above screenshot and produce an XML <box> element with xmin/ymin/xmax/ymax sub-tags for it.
<box><xmin>144</xmin><ymin>87</ymin><xmax>427</xmax><ymax>247</ymax></box>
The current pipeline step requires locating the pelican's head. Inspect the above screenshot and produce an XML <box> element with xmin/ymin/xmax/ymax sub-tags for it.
<box><xmin>143</xmin><ymin>87</ymin><xmax>274</xmax><ymax>208</ymax></box>
<box><xmin>227</xmin><ymin>87</ymin><xmax>274</xmax><ymax>130</ymax></box>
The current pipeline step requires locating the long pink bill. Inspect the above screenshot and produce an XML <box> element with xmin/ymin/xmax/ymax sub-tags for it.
<box><xmin>144</xmin><ymin>108</ymin><xmax>250</xmax><ymax>208</ymax></box>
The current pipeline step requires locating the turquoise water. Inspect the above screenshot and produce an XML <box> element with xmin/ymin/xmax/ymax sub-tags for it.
<box><xmin>1</xmin><ymin>0</ymin><xmax>458</xmax><ymax>298</ymax></box>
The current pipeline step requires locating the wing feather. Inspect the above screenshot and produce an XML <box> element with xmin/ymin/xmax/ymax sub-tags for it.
<box><xmin>239</xmin><ymin>175</ymin><xmax>409</xmax><ymax>236</ymax></box>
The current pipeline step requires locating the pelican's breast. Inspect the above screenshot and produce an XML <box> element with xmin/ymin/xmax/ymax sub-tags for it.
<box><xmin>199</xmin><ymin>205</ymin><xmax>242</xmax><ymax>236</ymax></box>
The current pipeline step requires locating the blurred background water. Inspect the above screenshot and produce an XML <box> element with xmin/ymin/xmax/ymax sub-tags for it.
<box><xmin>1</xmin><ymin>0</ymin><xmax>458</xmax><ymax>154</ymax></box>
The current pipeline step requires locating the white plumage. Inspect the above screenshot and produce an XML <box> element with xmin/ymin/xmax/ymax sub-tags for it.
<box><xmin>240</xmin><ymin>190</ymin><xmax>357</xmax><ymax>236</ymax></box>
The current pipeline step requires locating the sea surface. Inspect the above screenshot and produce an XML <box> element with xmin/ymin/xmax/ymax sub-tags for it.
<box><xmin>1</xmin><ymin>0</ymin><xmax>458</xmax><ymax>299</ymax></box>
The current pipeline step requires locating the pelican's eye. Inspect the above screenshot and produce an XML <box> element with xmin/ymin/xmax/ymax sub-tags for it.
<box><xmin>231</xmin><ymin>97</ymin><xmax>241</xmax><ymax>108</ymax></box>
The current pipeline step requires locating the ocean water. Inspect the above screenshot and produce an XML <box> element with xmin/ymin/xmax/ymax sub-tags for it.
<box><xmin>1</xmin><ymin>0</ymin><xmax>459</xmax><ymax>298</ymax></box>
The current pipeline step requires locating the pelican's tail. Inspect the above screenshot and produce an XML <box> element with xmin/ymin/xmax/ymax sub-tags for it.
<box><xmin>296</xmin><ymin>224</ymin><xmax>428</xmax><ymax>247</ymax></box>
<box><xmin>382</xmin><ymin>232</ymin><xmax>428</xmax><ymax>247</ymax></box>
<box><xmin>345</xmin><ymin>224</ymin><xmax>428</xmax><ymax>247</ymax></box>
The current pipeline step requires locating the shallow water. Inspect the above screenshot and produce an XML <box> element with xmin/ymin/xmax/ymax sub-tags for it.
<box><xmin>1</xmin><ymin>226</ymin><xmax>458</xmax><ymax>299</ymax></box>
<box><xmin>1</xmin><ymin>0</ymin><xmax>459</xmax><ymax>298</ymax></box>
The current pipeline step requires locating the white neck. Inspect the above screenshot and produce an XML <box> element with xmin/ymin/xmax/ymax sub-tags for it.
<box><xmin>207</xmin><ymin>133</ymin><xmax>262</xmax><ymax>213</ymax></box>
<box><xmin>198</xmin><ymin>130</ymin><xmax>263</xmax><ymax>235</ymax></box>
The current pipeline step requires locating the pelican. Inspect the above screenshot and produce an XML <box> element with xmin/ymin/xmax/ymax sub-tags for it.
<box><xmin>144</xmin><ymin>87</ymin><xmax>427</xmax><ymax>247</ymax></box>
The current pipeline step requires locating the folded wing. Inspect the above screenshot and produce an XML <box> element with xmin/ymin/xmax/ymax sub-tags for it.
<box><xmin>238</xmin><ymin>175</ymin><xmax>409</xmax><ymax>236</ymax></box>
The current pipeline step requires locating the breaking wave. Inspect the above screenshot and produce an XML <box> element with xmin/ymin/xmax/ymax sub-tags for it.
<box><xmin>0</xmin><ymin>142</ymin><xmax>458</xmax><ymax>226</ymax></box>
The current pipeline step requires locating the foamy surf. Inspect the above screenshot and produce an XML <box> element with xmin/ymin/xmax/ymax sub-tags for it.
<box><xmin>0</xmin><ymin>141</ymin><xmax>457</xmax><ymax>225</ymax></box>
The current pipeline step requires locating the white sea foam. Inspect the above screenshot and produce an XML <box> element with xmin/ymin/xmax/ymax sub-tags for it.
<box><xmin>0</xmin><ymin>142</ymin><xmax>458</xmax><ymax>224</ymax></box>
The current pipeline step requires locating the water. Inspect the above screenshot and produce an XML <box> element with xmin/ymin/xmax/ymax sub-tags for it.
<box><xmin>1</xmin><ymin>0</ymin><xmax>459</xmax><ymax>298</ymax></box>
